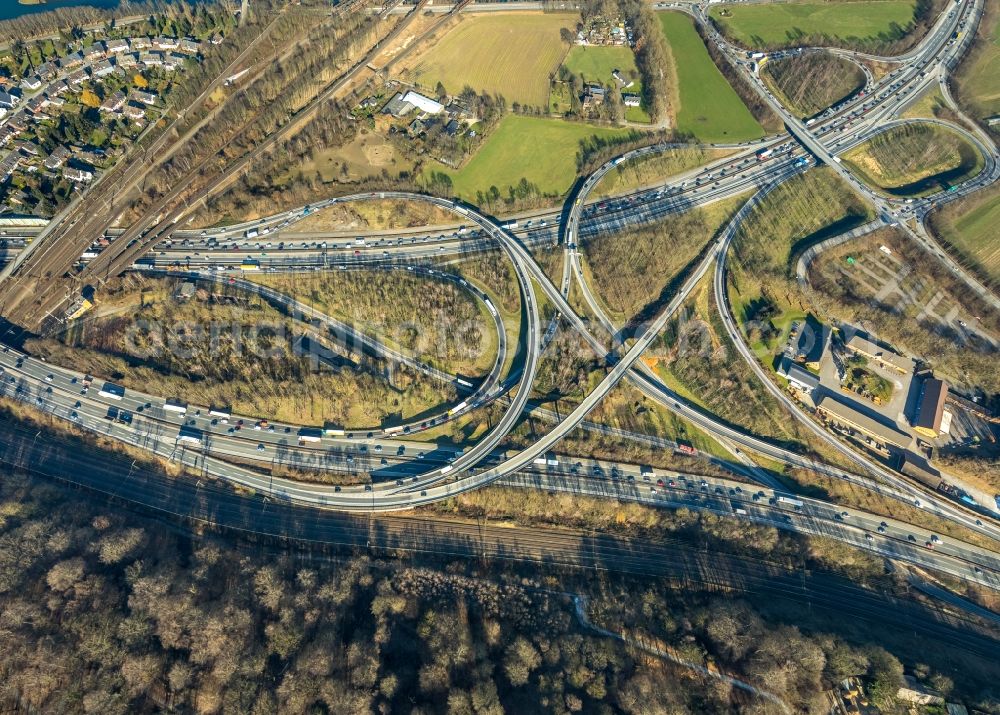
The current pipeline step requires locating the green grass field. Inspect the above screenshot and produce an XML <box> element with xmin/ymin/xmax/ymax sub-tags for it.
<box><xmin>562</xmin><ymin>45</ymin><xmax>649</xmax><ymax>122</ymax></box>
<box><xmin>658</xmin><ymin>12</ymin><xmax>764</xmax><ymax>142</ymax></box>
<box><xmin>429</xmin><ymin>114</ymin><xmax>633</xmax><ymax>201</ymax></box>
<box><xmin>955</xmin><ymin>2</ymin><xmax>1000</xmax><ymax>120</ymax></box>
<box><xmin>405</xmin><ymin>13</ymin><xmax>575</xmax><ymax>108</ymax></box>
<box><xmin>708</xmin><ymin>1</ymin><xmax>917</xmax><ymax>49</ymax></box>
<box><xmin>931</xmin><ymin>183</ymin><xmax>1000</xmax><ymax>285</ymax></box>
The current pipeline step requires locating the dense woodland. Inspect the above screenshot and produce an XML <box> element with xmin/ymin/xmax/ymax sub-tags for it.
<box><xmin>1</xmin><ymin>461</ymin><xmax>997</xmax><ymax>713</ymax></box>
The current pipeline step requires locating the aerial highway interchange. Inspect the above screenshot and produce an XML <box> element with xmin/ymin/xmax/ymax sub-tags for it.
<box><xmin>1</xmin><ymin>0</ymin><xmax>999</xmax><ymax>622</ymax></box>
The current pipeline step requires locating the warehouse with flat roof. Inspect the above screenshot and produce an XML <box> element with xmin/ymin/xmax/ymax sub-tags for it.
<box><xmin>844</xmin><ymin>333</ymin><xmax>913</xmax><ymax>374</ymax></box>
<box><xmin>814</xmin><ymin>393</ymin><xmax>911</xmax><ymax>449</ymax></box>
<box><xmin>912</xmin><ymin>378</ymin><xmax>949</xmax><ymax>438</ymax></box>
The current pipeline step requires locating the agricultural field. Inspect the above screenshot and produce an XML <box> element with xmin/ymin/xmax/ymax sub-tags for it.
<box><xmin>430</xmin><ymin>114</ymin><xmax>634</xmax><ymax>202</ymax></box>
<box><xmin>928</xmin><ymin>182</ymin><xmax>1000</xmax><ymax>286</ymax></box>
<box><xmin>953</xmin><ymin>0</ymin><xmax>1000</xmax><ymax>122</ymax></box>
<box><xmin>842</xmin><ymin>123</ymin><xmax>982</xmax><ymax>196</ymax></box>
<box><xmin>658</xmin><ymin>12</ymin><xmax>765</xmax><ymax>142</ymax></box>
<box><xmin>592</xmin><ymin>145</ymin><xmax>735</xmax><ymax>197</ymax></box>
<box><xmin>708</xmin><ymin>0</ymin><xmax>918</xmax><ymax>50</ymax></box>
<box><xmin>562</xmin><ymin>45</ymin><xmax>649</xmax><ymax>122</ymax></box>
<box><xmin>402</xmin><ymin>13</ymin><xmax>576</xmax><ymax>108</ymax></box>
<box><xmin>761</xmin><ymin>52</ymin><xmax>866</xmax><ymax>117</ymax></box>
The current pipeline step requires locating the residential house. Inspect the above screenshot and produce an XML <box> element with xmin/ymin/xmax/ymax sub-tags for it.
<box><xmin>64</xmin><ymin>166</ymin><xmax>94</xmax><ymax>183</ymax></box>
<box><xmin>611</xmin><ymin>69</ymin><xmax>633</xmax><ymax>88</ymax></box>
<box><xmin>49</xmin><ymin>80</ymin><xmax>70</xmax><ymax>95</ymax></box>
<box><xmin>6</xmin><ymin>112</ymin><xmax>28</xmax><ymax>132</ymax></box>
<box><xmin>41</xmin><ymin>94</ymin><xmax>66</xmax><ymax>110</ymax></box>
<box><xmin>0</xmin><ymin>153</ymin><xmax>20</xmax><ymax>179</ymax></box>
<box><xmin>100</xmin><ymin>90</ymin><xmax>127</xmax><ymax>113</ymax></box>
<box><xmin>133</xmin><ymin>90</ymin><xmax>158</xmax><ymax>105</ymax></box>
<box><xmin>209</xmin><ymin>33</ymin><xmax>224</xmax><ymax>45</ymax></box>
<box><xmin>407</xmin><ymin>117</ymin><xmax>426</xmax><ymax>135</ymax></box>
<box><xmin>130</xmin><ymin>37</ymin><xmax>152</xmax><ymax>51</ymax></box>
<box><xmin>91</xmin><ymin>59</ymin><xmax>115</xmax><ymax>79</ymax></box>
<box><xmin>123</xmin><ymin>103</ymin><xmax>146</xmax><ymax>121</ymax></box>
<box><xmin>163</xmin><ymin>53</ymin><xmax>187</xmax><ymax>71</ymax></box>
<box><xmin>83</xmin><ymin>44</ymin><xmax>106</xmax><ymax>61</ymax></box>
<box><xmin>382</xmin><ymin>92</ymin><xmax>411</xmax><ymax>117</ymax></box>
<box><xmin>44</xmin><ymin>145</ymin><xmax>71</xmax><ymax>170</ymax></box>
<box><xmin>75</xmin><ymin>148</ymin><xmax>105</xmax><ymax>166</ymax></box>
<box><xmin>59</xmin><ymin>52</ymin><xmax>84</xmax><ymax>70</ymax></box>
<box><xmin>178</xmin><ymin>38</ymin><xmax>201</xmax><ymax>54</ymax></box>
<box><xmin>623</xmin><ymin>93</ymin><xmax>640</xmax><ymax>107</ymax></box>
<box><xmin>15</xmin><ymin>141</ymin><xmax>39</xmax><ymax>157</ymax></box>
<box><xmin>24</xmin><ymin>96</ymin><xmax>45</xmax><ymax>116</ymax></box>
<box><xmin>105</xmin><ymin>38</ymin><xmax>130</xmax><ymax>54</ymax></box>
<box><xmin>20</xmin><ymin>75</ymin><xmax>42</xmax><ymax>92</ymax></box>
<box><xmin>117</xmin><ymin>53</ymin><xmax>138</xmax><ymax>70</ymax></box>
<box><xmin>777</xmin><ymin>357</ymin><xmax>820</xmax><ymax>394</ymax></box>
<box><xmin>153</xmin><ymin>36</ymin><xmax>179</xmax><ymax>51</ymax></box>
<box><xmin>140</xmin><ymin>52</ymin><xmax>163</xmax><ymax>67</ymax></box>
<box><xmin>35</xmin><ymin>62</ymin><xmax>57</xmax><ymax>81</ymax></box>
<box><xmin>0</xmin><ymin>126</ymin><xmax>18</xmax><ymax>146</ymax></box>
<box><xmin>67</xmin><ymin>69</ymin><xmax>90</xmax><ymax>86</ymax></box>
<box><xmin>582</xmin><ymin>84</ymin><xmax>605</xmax><ymax>110</ymax></box>
<box><xmin>794</xmin><ymin>321</ymin><xmax>829</xmax><ymax>370</ymax></box>
<box><xmin>0</xmin><ymin>90</ymin><xmax>19</xmax><ymax>109</ymax></box>
<box><xmin>445</xmin><ymin>101</ymin><xmax>476</xmax><ymax>123</ymax></box>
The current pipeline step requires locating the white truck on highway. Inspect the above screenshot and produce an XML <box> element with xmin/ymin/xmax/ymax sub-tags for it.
<box><xmin>776</xmin><ymin>494</ymin><xmax>804</xmax><ymax>509</ymax></box>
<box><xmin>98</xmin><ymin>381</ymin><xmax>125</xmax><ymax>400</ymax></box>
<box><xmin>164</xmin><ymin>398</ymin><xmax>188</xmax><ymax>415</ymax></box>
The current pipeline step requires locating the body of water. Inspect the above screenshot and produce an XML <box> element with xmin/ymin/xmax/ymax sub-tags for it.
<box><xmin>1</xmin><ymin>1</ymin><xmax>124</xmax><ymax>23</ymax></box>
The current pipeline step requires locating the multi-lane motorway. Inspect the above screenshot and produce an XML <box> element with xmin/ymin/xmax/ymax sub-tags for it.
<box><xmin>1</xmin><ymin>0</ymin><xmax>999</xmax><ymax>609</ymax></box>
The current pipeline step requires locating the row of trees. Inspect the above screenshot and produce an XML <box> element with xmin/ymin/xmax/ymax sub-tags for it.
<box><xmin>621</xmin><ymin>0</ymin><xmax>671</xmax><ymax>124</ymax></box>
